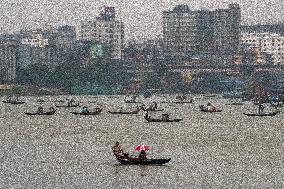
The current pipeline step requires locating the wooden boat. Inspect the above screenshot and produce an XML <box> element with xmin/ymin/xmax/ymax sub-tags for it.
<box><xmin>25</xmin><ymin>110</ymin><xmax>56</xmax><ymax>115</ymax></box>
<box><xmin>144</xmin><ymin>108</ymin><xmax>164</xmax><ymax>112</ymax></box>
<box><xmin>171</xmin><ymin>100</ymin><xmax>193</xmax><ymax>104</ymax></box>
<box><xmin>141</xmin><ymin>105</ymin><xmax>164</xmax><ymax>112</ymax></box>
<box><xmin>124</xmin><ymin>95</ymin><xmax>139</xmax><ymax>103</ymax></box>
<box><xmin>144</xmin><ymin>115</ymin><xmax>182</xmax><ymax>122</ymax></box>
<box><xmin>2</xmin><ymin>101</ymin><xmax>25</xmax><ymax>104</ymax></box>
<box><xmin>199</xmin><ymin>105</ymin><xmax>222</xmax><ymax>112</ymax></box>
<box><xmin>108</xmin><ymin>109</ymin><xmax>140</xmax><ymax>115</ymax></box>
<box><xmin>55</xmin><ymin>103</ymin><xmax>79</xmax><ymax>108</ymax></box>
<box><xmin>118</xmin><ymin>158</ymin><xmax>171</xmax><ymax>165</ymax></box>
<box><xmin>161</xmin><ymin>100</ymin><xmax>193</xmax><ymax>104</ymax></box>
<box><xmin>37</xmin><ymin>99</ymin><xmax>46</xmax><ymax>103</ymax></box>
<box><xmin>243</xmin><ymin>112</ymin><xmax>277</xmax><ymax>117</ymax></box>
<box><xmin>225</xmin><ymin>102</ymin><xmax>243</xmax><ymax>106</ymax></box>
<box><xmin>204</xmin><ymin>94</ymin><xmax>217</xmax><ymax>98</ymax></box>
<box><xmin>54</xmin><ymin>100</ymin><xmax>65</xmax><ymax>103</ymax></box>
<box><xmin>71</xmin><ymin>108</ymin><xmax>102</xmax><ymax>115</ymax></box>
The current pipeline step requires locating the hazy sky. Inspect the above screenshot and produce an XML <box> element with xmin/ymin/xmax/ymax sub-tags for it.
<box><xmin>0</xmin><ymin>0</ymin><xmax>283</xmax><ymax>40</ymax></box>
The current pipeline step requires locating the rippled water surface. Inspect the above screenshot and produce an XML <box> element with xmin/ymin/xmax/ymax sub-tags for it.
<box><xmin>0</xmin><ymin>95</ymin><xmax>283</xmax><ymax>188</ymax></box>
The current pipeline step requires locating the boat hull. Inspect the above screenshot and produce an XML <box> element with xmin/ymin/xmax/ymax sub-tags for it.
<box><xmin>2</xmin><ymin>101</ymin><xmax>25</xmax><ymax>104</ymax></box>
<box><xmin>55</xmin><ymin>104</ymin><xmax>79</xmax><ymax>108</ymax></box>
<box><xmin>118</xmin><ymin>158</ymin><xmax>171</xmax><ymax>165</ymax></box>
<box><xmin>25</xmin><ymin>110</ymin><xmax>56</xmax><ymax>115</ymax></box>
<box><xmin>243</xmin><ymin>112</ymin><xmax>277</xmax><ymax>117</ymax></box>
<box><xmin>108</xmin><ymin>111</ymin><xmax>139</xmax><ymax>115</ymax></box>
<box><xmin>144</xmin><ymin>116</ymin><xmax>182</xmax><ymax>122</ymax></box>
<box><xmin>200</xmin><ymin>109</ymin><xmax>222</xmax><ymax>112</ymax></box>
<box><xmin>71</xmin><ymin>111</ymin><xmax>101</xmax><ymax>115</ymax></box>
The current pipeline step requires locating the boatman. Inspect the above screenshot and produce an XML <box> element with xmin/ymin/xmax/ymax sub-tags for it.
<box><xmin>258</xmin><ymin>104</ymin><xmax>265</xmax><ymax>114</ymax></box>
<box><xmin>112</xmin><ymin>142</ymin><xmax>125</xmax><ymax>159</ymax></box>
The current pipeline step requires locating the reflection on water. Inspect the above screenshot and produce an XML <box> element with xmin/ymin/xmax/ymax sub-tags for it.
<box><xmin>0</xmin><ymin>95</ymin><xmax>283</xmax><ymax>188</ymax></box>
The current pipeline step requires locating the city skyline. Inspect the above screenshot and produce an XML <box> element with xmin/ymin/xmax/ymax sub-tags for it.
<box><xmin>0</xmin><ymin>0</ymin><xmax>283</xmax><ymax>41</ymax></box>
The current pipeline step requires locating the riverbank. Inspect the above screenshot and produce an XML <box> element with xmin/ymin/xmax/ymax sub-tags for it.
<box><xmin>0</xmin><ymin>84</ymin><xmax>64</xmax><ymax>96</ymax></box>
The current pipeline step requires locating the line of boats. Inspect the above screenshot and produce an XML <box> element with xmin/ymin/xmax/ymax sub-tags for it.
<box><xmin>2</xmin><ymin>94</ymin><xmax>281</xmax><ymax>118</ymax></box>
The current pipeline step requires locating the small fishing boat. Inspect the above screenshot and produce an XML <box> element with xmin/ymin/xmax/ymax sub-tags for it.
<box><xmin>200</xmin><ymin>109</ymin><xmax>222</xmax><ymax>113</ymax></box>
<box><xmin>144</xmin><ymin>116</ymin><xmax>182</xmax><ymax>122</ymax></box>
<box><xmin>171</xmin><ymin>100</ymin><xmax>193</xmax><ymax>104</ymax></box>
<box><xmin>124</xmin><ymin>99</ymin><xmax>138</xmax><ymax>103</ymax></box>
<box><xmin>144</xmin><ymin>113</ymin><xmax>182</xmax><ymax>122</ymax></box>
<box><xmin>2</xmin><ymin>101</ymin><xmax>25</xmax><ymax>104</ymax></box>
<box><xmin>25</xmin><ymin>109</ymin><xmax>56</xmax><ymax>115</ymax></box>
<box><xmin>243</xmin><ymin>112</ymin><xmax>277</xmax><ymax>117</ymax></box>
<box><xmin>37</xmin><ymin>99</ymin><xmax>46</xmax><ymax>103</ymax></box>
<box><xmin>141</xmin><ymin>104</ymin><xmax>164</xmax><ymax>112</ymax></box>
<box><xmin>204</xmin><ymin>94</ymin><xmax>217</xmax><ymax>98</ymax></box>
<box><xmin>161</xmin><ymin>99</ymin><xmax>193</xmax><ymax>104</ymax></box>
<box><xmin>55</xmin><ymin>103</ymin><xmax>79</xmax><ymax>108</ymax></box>
<box><xmin>199</xmin><ymin>105</ymin><xmax>222</xmax><ymax>112</ymax></box>
<box><xmin>118</xmin><ymin>158</ymin><xmax>171</xmax><ymax>165</ymax></box>
<box><xmin>124</xmin><ymin>95</ymin><xmax>139</xmax><ymax>103</ymax></box>
<box><xmin>225</xmin><ymin>102</ymin><xmax>243</xmax><ymax>106</ymax></box>
<box><xmin>144</xmin><ymin>108</ymin><xmax>164</xmax><ymax>112</ymax></box>
<box><xmin>71</xmin><ymin>108</ymin><xmax>102</xmax><ymax>115</ymax></box>
<box><xmin>108</xmin><ymin>109</ymin><xmax>140</xmax><ymax>115</ymax></box>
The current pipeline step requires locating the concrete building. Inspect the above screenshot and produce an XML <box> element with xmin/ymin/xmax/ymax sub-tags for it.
<box><xmin>124</xmin><ymin>38</ymin><xmax>164</xmax><ymax>64</ymax></box>
<box><xmin>16</xmin><ymin>25</ymin><xmax>77</xmax><ymax>68</ymax></box>
<box><xmin>163</xmin><ymin>5</ymin><xmax>199</xmax><ymax>59</ymax></box>
<box><xmin>163</xmin><ymin>4</ymin><xmax>241</xmax><ymax>64</ymax></box>
<box><xmin>80</xmin><ymin>6</ymin><xmax>124</xmax><ymax>60</ymax></box>
<box><xmin>0</xmin><ymin>35</ymin><xmax>18</xmax><ymax>83</ymax></box>
<box><xmin>241</xmin><ymin>32</ymin><xmax>284</xmax><ymax>64</ymax></box>
<box><xmin>241</xmin><ymin>22</ymin><xmax>284</xmax><ymax>36</ymax></box>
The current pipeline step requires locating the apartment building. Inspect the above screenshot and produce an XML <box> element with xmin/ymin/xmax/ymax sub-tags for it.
<box><xmin>80</xmin><ymin>7</ymin><xmax>124</xmax><ymax>60</ymax></box>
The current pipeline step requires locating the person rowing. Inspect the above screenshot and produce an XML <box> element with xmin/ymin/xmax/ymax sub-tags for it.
<box><xmin>37</xmin><ymin>106</ymin><xmax>44</xmax><ymax>114</ymax></box>
<box><xmin>80</xmin><ymin>106</ymin><xmax>89</xmax><ymax>114</ymax></box>
<box><xmin>258</xmin><ymin>104</ymin><xmax>264</xmax><ymax>114</ymax></box>
<box><xmin>112</xmin><ymin>142</ymin><xmax>131</xmax><ymax>160</ymax></box>
<box><xmin>162</xmin><ymin>113</ymin><xmax>170</xmax><ymax>121</ymax></box>
<box><xmin>207</xmin><ymin>102</ymin><xmax>218</xmax><ymax>112</ymax></box>
<box><xmin>138</xmin><ymin>150</ymin><xmax>147</xmax><ymax>161</ymax></box>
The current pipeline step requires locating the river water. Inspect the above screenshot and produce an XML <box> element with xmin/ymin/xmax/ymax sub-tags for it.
<box><xmin>0</xmin><ymin>95</ymin><xmax>283</xmax><ymax>188</ymax></box>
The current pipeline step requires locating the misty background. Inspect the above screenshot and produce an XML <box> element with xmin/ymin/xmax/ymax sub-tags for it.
<box><xmin>0</xmin><ymin>0</ymin><xmax>283</xmax><ymax>41</ymax></box>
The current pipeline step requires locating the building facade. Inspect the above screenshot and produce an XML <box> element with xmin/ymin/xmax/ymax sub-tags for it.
<box><xmin>163</xmin><ymin>5</ymin><xmax>199</xmax><ymax>59</ymax></box>
<box><xmin>124</xmin><ymin>38</ymin><xmax>164</xmax><ymax>64</ymax></box>
<box><xmin>241</xmin><ymin>32</ymin><xmax>284</xmax><ymax>64</ymax></box>
<box><xmin>80</xmin><ymin>6</ymin><xmax>124</xmax><ymax>60</ymax></box>
<box><xmin>16</xmin><ymin>25</ymin><xmax>77</xmax><ymax>68</ymax></box>
<box><xmin>0</xmin><ymin>35</ymin><xmax>18</xmax><ymax>83</ymax></box>
<box><xmin>241</xmin><ymin>23</ymin><xmax>284</xmax><ymax>36</ymax></box>
<box><xmin>163</xmin><ymin>4</ymin><xmax>241</xmax><ymax>64</ymax></box>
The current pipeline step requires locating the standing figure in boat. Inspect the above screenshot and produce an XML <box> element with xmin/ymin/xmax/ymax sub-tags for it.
<box><xmin>207</xmin><ymin>102</ymin><xmax>217</xmax><ymax>112</ymax></box>
<box><xmin>80</xmin><ymin>106</ymin><xmax>89</xmax><ymax>114</ymax></box>
<box><xmin>69</xmin><ymin>98</ymin><xmax>75</xmax><ymax>106</ymax></box>
<box><xmin>112</xmin><ymin>142</ymin><xmax>129</xmax><ymax>160</ymax></box>
<box><xmin>65</xmin><ymin>99</ymin><xmax>70</xmax><ymax>106</ymax></box>
<box><xmin>37</xmin><ymin>106</ymin><xmax>44</xmax><ymax>114</ymax></box>
<box><xmin>138</xmin><ymin>150</ymin><xmax>147</xmax><ymax>160</ymax></box>
<box><xmin>162</xmin><ymin>113</ymin><xmax>170</xmax><ymax>121</ymax></box>
<box><xmin>6</xmin><ymin>95</ymin><xmax>12</xmax><ymax>102</ymax></box>
<box><xmin>258</xmin><ymin>104</ymin><xmax>264</xmax><ymax>114</ymax></box>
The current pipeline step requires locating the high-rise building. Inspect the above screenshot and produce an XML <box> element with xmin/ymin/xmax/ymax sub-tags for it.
<box><xmin>80</xmin><ymin>6</ymin><xmax>124</xmax><ymax>60</ymax></box>
<box><xmin>213</xmin><ymin>4</ymin><xmax>241</xmax><ymax>54</ymax></box>
<box><xmin>0</xmin><ymin>35</ymin><xmax>18</xmax><ymax>83</ymax></box>
<box><xmin>163</xmin><ymin>4</ymin><xmax>241</xmax><ymax>64</ymax></box>
<box><xmin>163</xmin><ymin>5</ymin><xmax>199</xmax><ymax>59</ymax></box>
